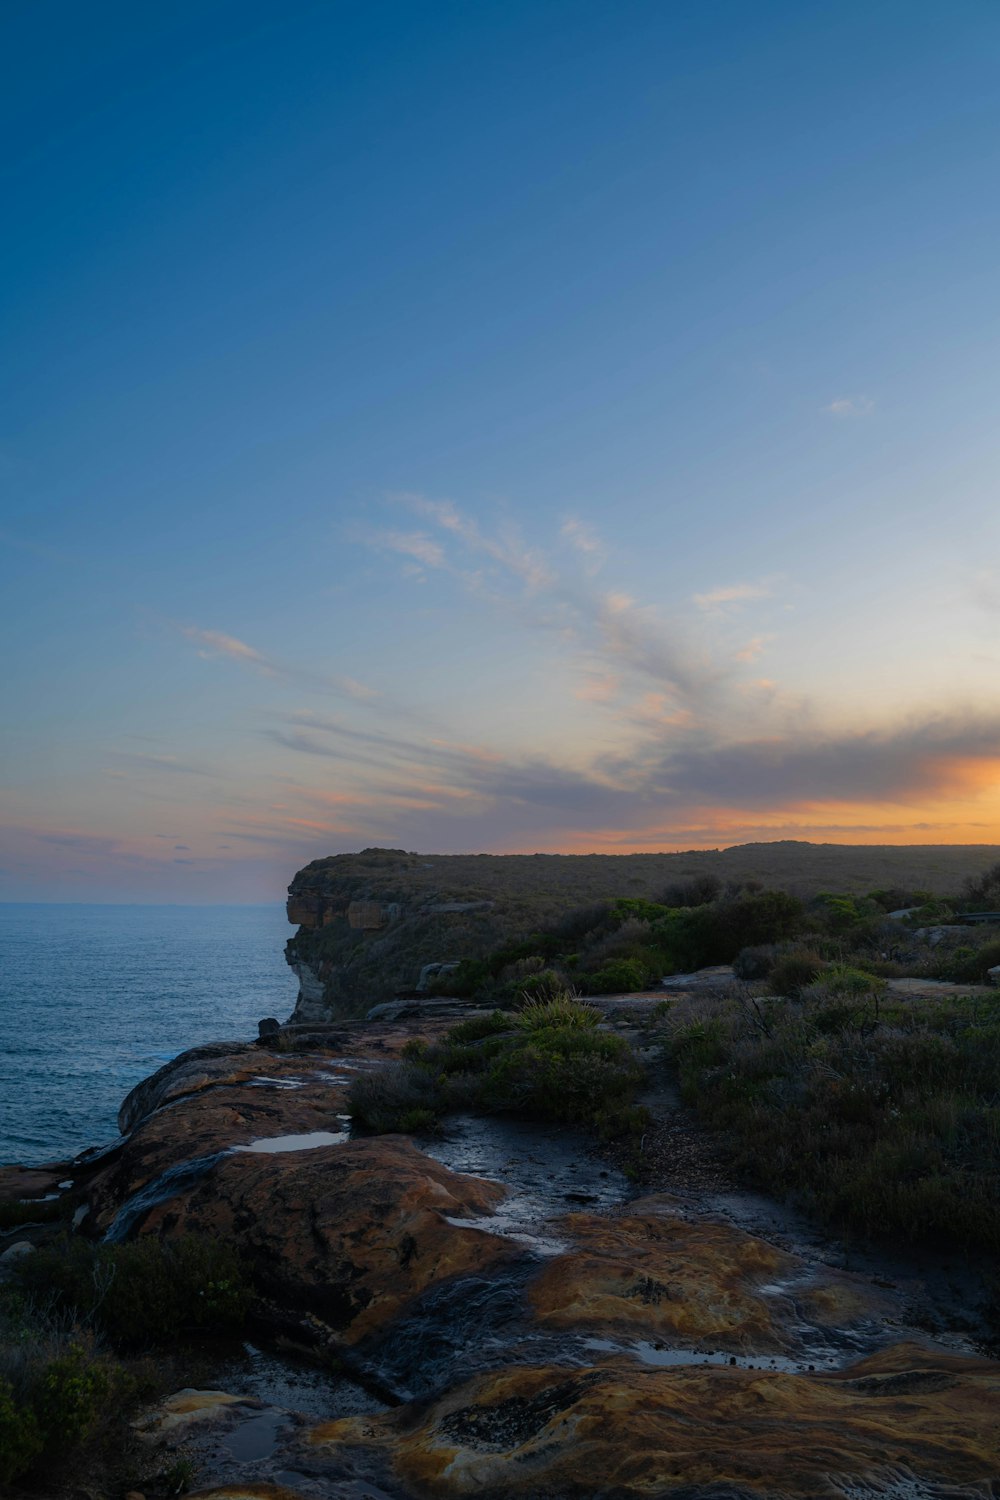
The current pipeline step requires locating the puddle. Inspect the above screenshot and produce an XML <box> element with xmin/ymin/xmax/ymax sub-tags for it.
<box><xmin>223</xmin><ymin>1409</ymin><xmax>286</xmax><ymax>1461</ymax></box>
<box><xmin>425</xmin><ymin>1114</ymin><xmax>628</xmax><ymax>1257</ymax></box>
<box><xmin>583</xmin><ymin>1336</ymin><xmax>825</xmax><ymax>1374</ymax></box>
<box><xmin>209</xmin><ymin>1342</ymin><xmax>384</xmax><ymax>1421</ymax></box>
<box><xmin>232</xmin><ymin>1127</ymin><xmax>351</xmax><ymax>1154</ymax></box>
<box><xmin>247</xmin><ymin>1077</ymin><xmax>306</xmax><ymax>1090</ymax></box>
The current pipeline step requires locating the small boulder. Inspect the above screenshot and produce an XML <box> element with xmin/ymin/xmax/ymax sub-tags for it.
<box><xmin>0</xmin><ymin>1240</ymin><xmax>34</xmax><ymax>1264</ymax></box>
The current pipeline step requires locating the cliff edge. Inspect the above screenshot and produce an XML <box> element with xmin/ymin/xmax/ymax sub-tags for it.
<box><xmin>283</xmin><ymin>842</ymin><xmax>1000</xmax><ymax>1021</ymax></box>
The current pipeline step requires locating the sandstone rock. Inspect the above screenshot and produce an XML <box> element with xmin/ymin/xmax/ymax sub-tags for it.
<box><xmin>134</xmin><ymin>1389</ymin><xmax>249</xmax><ymax>1440</ymax></box>
<box><xmin>309</xmin><ymin>1344</ymin><xmax>1000</xmax><ymax>1498</ymax></box>
<box><xmin>139</xmin><ymin>1137</ymin><xmax>511</xmax><ymax>1343</ymax></box>
<box><xmin>527</xmin><ymin>1202</ymin><xmax>880</xmax><ymax>1353</ymax></box>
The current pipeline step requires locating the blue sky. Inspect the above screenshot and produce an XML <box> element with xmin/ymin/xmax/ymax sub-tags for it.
<box><xmin>4</xmin><ymin>0</ymin><xmax>1000</xmax><ymax>900</ymax></box>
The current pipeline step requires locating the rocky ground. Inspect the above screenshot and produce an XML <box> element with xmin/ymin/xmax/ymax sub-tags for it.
<box><xmin>4</xmin><ymin>992</ymin><xmax>1000</xmax><ymax>1500</ymax></box>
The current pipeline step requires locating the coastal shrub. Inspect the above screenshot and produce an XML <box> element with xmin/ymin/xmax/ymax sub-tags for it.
<box><xmin>15</xmin><ymin>1233</ymin><xmax>252</xmax><ymax>1348</ymax></box>
<box><xmin>732</xmin><ymin>944</ymin><xmax>780</xmax><ymax>981</ymax></box>
<box><xmin>655</xmin><ymin>874</ymin><xmax>722</xmax><ymax>908</ymax></box>
<box><xmin>0</xmin><ymin>1196</ymin><xmax>72</xmax><ymax>1233</ymax></box>
<box><xmin>668</xmin><ymin>985</ymin><xmax>1000</xmax><ymax>1253</ymax></box>
<box><xmin>349</xmin><ymin>1003</ymin><xmax>644</xmax><ymax>1136</ymax></box>
<box><xmin>0</xmin><ymin>1294</ymin><xmax>144</xmax><ymax>1489</ymax></box>
<box><xmin>348</xmin><ymin>1061</ymin><xmax>447</xmax><ymax>1134</ymax></box>
<box><xmin>768</xmin><ymin>950</ymin><xmax>826</xmax><ymax>997</ymax></box>
<box><xmin>32</xmin><ymin>1342</ymin><xmax>119</xmax><ymax>1449</ymax></box>
<box><xmin>446</xmin><ymin>1010</ymin><xmax>513</xmax><ymax>1043</ymax></box>
<box><xmin>516</xmin><ymin>967</ymin><xmax>570</xmax><ymax>1002</ymax></box>
<box><xmin>0</xmin><ymin>1376</ymin><xmax>42</xmax><ymax>1484</ymax></box>
<box><xmin>515</xmin><ymin>996</ymin><xmax>600</xmax><ymax>1030</ymax></box>
<box><xmin>939</xmin><ymin>939</ymin><xmax>1000</xmax><ymax>983</ymax></box>
<box><xmin>584</xmin><ymin>958</ymin><xmax>648</xmax><ymax>994</ymax></box>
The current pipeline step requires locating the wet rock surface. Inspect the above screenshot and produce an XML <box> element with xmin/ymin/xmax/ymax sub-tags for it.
<box><xmin>8</xmin><ymin>1003</ymin><xmax>1000</xmax><ymax>1499</ymax></box>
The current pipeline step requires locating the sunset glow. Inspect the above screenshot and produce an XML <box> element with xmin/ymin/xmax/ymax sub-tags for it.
<box><xmin>4</xmin><ymin>2</ymin><xmax>1000</xmax><ymax>900</ymax></box>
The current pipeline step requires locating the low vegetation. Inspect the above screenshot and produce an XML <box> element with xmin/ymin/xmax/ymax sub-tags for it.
<box><xmin>668</xmin><ymin>971</ymin><xmax>1000</xmax><ymax>1252</ymax></box>
<box><xmin>349</xmin><ymin>996</ymin><xmax>647</xmax><ymax>1139</ymax></box>
<box><xmin>0</xmin><ymin>1234</ymin><xmax>252</xmax><ymax>1491</ymax></box>
<box><xmin>286</xmin><ymin>842</ymin><xmax>1000</xmax><ymax>1014</ymax></box>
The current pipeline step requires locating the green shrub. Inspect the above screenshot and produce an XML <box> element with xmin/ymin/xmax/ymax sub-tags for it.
<box><xmin>584</xmin><ymin>958</ymin><xmax>648</xmax><ymax>994</ymax></box>
<box><xmin>16</xmin><ymin>1235</ymin><xmax>251</xmax><ymax>1348</ymax></box>
<box><xmin>668</xmin><ymin>985</ymin><xmax>1000</xmax><ymax>1253</ymax></box>
<box><xmin>515</xmin><ymin>996</ymin><xmax>600</xmax><ymax>1030</ymax></box>
<box><xmin>942</xmin><ymin>939</ymin><xmax>1000</xmax><ymax>983</ymax></box>
<box><xmin>768</xmin><ymin>950</ymin><xmax>826</xmax><ymax>997</ymax></box>
<box><xmin>349</xmin><ymin>1008</ymin><xmax>644</xmax><ymax>1136</ymax></box>
<box><xmin>0</xmin><ymin>1377</ymin><xmax>41</xmax><ymax>1485</ymax></box>
<box><xmin>32</xmin><ymin>1344</ymin><xmax>119</xmax><ymax>1449</ymax></box>
<box><xmin>0</xmin><ymin>1197</ymin><xmax>71</xmax><ymax>1232</ymax></box>
<box><xmin>513</xmin><ymin>968</ymin><xmax>568</xmax><ymax>1002</ymax></box>
<box><xmin>446</xmin><ymin>1010</ymin><xmax>513</xmax><ymax>1043</ymax></box>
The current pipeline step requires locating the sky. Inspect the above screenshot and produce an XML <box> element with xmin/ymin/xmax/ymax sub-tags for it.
<box><xmin>4</xmin><ymin>0</ymin><xmax>1000</xmax><ymax>902</ymax></box>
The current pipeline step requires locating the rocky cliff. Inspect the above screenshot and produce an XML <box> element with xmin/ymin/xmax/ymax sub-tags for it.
<box><xmin>9</xmin><ymin>993</ymin><xmax>1000</xmax><ymax>1499</ymax></box>
<box><xmin>283</xmin><ymin>843</ymin><xmax>1000</xmax><ymax>1022</ymax></box>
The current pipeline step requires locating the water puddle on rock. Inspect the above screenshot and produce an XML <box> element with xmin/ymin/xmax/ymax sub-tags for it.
<box><xmin>232</xmin><ymin>1127</ymin><xmax>351</xmax><ymax>1154</ymax></box>
<box><xmin>423</xmin><ymin>1113</ymin><xmax>628</xmax><ymax>1256</ymax></box>
<box><xmin>584</xmin><ymin>1336</ymin><xmax>829</xmax><ymax>1374</ymax></box>
<box><xmin>222</xmin><ymin>1409</ymin><xmax>286</xmax><ymax>1461</ymax></box>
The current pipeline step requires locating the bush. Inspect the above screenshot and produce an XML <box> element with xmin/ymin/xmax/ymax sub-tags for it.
<box><xmin>668</xmin><ymin>984</ymin><xmax>1000</xmax><ymax>1253</ymax></box>
<box><xmin>768</xmin><ymin>950</ymin><xmax>826</xmax><ymax>997</ymax></box>
<box><xmin>0</xmin><ymin>1376</ymin><xmax>41</xmax><ymax>1485</ymax></box>
<box><xmin>15</xmin><ymin>1234</ymin><xmax>252</xmax><ymax>1348</ymax></box>
<box><xmin>733</xmin><ymin>944</ymin><xmax>780</xmax><ymax>981</ymax></box>
<box><xmin>584</xmin><ymin>958</ymin><xmax>648</xmax><ymax>994</ymax></box>
<box><xmin>940</xmin><ymin>939</ymin><xmax>1000</xmax><ymax>984</ymax></box>
<box><xmin>446</xmin><ymin>1010</ymin><xmax>513</xmax><ymax>1043</ymax></box>
<box><xmin>32</xmin><ymin>1343</ymin><xmax>118</xmax><ymax>1449</ymax></box>
<box><xmin>515</xmin><ymin>996</ymin><xmax>600</xmax><ymax>1030</ymax></box>
<box><xmin>349</xmin><ymin>1006</ymin><xmax>645</xmax><ymax>1137</ymax></box>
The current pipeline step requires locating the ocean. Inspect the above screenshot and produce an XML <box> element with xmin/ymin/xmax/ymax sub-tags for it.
<box><xmin>0</xmin><ymin>903</ymin><xmax>295</xmax><ymax>1166</ymax></box>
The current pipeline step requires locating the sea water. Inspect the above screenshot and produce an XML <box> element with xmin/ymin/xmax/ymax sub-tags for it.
<box><xmin>0</xmin><ymin>904</ymin><xmax>294</xmax><ymax>1166</ymax></box>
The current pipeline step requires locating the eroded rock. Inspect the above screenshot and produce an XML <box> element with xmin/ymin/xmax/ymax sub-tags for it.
<box><xmin>309</xmin><ymin>1345</ymin><xmax>1000</xmax><ymax>1498</ymax></box>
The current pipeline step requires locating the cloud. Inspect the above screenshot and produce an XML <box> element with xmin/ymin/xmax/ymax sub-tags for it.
<box><xmin>179</xmin><ymin>625</ymin><xmax>377</xmax><ymax>702</ymax></box>
<box><xmin>825</xmin><ymin>395</ymin><xmax>875</xmax><ymax>417</ymax></box>
<box><xmin>561</xmin><ymin>518</ymin><xmax>605</xmax><ymax>574</ymax></box>
<box><xmin>694</xmin><ymin>581</ymin><xmax>774</xmax><ymax>612</ymax></box>
<box><xmin>378</xmin><ymin>531</ymin><xmax>446</xmax><ymax>569</ymax></box>
<box><xmin>402</xmin><ymin>494</ymin><xmax>555</xmax><ymax>591</ymax></box>
<box><xmin>105</xmin><ymin>751</ymin><xmax>214</xmax><ymax>776</ymax></box>
<box><xmin>733</xmin><ymin>635</ymin><xmax>773</xmax><ymax>663</ymax></box>
<box><xmin>183</xmin><ymin>627</ymin><xmax>273</xmax><ymax>671</ymax></box>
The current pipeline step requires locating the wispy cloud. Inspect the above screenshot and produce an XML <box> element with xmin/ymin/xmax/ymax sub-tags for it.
<box><xmin>824</xmin><ymin>395</ymin><xmax>875</xmax><ymax>417</ymax></box>
<box><xmin>104</xmin><ymin>750</ymin><xmax>215</xmax><ymax>776</ymax></box>
<box><xmin>693</xmin><ymin>580</ymin><xmax>774</xmax><ymax>612</ymax></box>
<box><xmin>379</xmin><ymin>531</ymin><xmax>446</xmax><ymax>569</ymax></box>
<box><xmin>733</xmin><ymin>634</ymin><xmax>773</xmax><ymax>663</ymax></box>
<box><xmin>179</xmin><ymin>625</ymin><xmax>377</xmax><ymax>701</ymax></box>
<box><xmin>561</xmin><ymin>517</ymin><xmax>605</xmax><ymax>574</ymax></box>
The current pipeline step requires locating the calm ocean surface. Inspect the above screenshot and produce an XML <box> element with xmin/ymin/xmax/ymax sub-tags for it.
<box><xmin>0</xmin><ymin>904</ymin><xmax>295</xmax><ymax>1166</ymax></box>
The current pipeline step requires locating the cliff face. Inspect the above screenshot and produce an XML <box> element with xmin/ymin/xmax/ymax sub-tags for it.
<box><xmin>282</xmin><ymin>843</ymin><xmax>1000</xmax><ymax>1022</ymax></box>
<box><xmin>284</xmin><ymin>849</ymin><xmax>511</xmax><ymax>1021</ymax></box>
